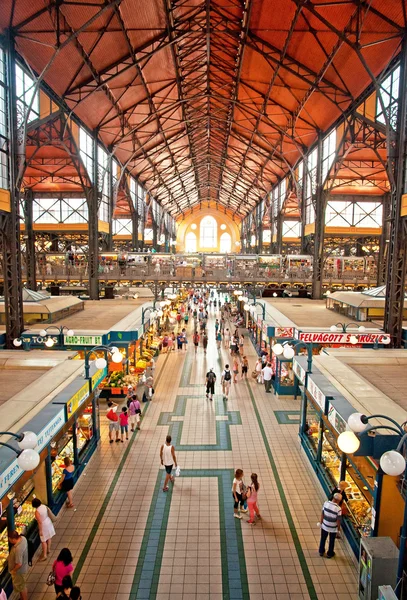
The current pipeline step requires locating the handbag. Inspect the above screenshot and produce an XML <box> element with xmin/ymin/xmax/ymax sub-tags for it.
<box><xmin>46</xmin><ymin>506</ymin><xmax>57</xmax><ymax>523</ymax></box>
<box><xmin>46</xmin><ymin>570</ymin><xmax>56</xmax><ymax>586</ymax></box>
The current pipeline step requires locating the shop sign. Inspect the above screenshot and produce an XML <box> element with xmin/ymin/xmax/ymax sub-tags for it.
<box><xmin>327</xmin><ymin>405</ymin><xmax>347</xmax><ymax>434</ymax></box>
<box><xmin>298</xmin><ymin>331</ymin><xmax>390</xmax><ymax>345</ymax></box>
<box><xmin>67</xmin><ymin>382</ymin><xmax>90</xmax><ymax>416</ymax></box>
<box><xmin>92</xmin><ymin>367</ymin><xmax>107</xmax><ymax>390</ymax></box>
<box><xmin>22</xmin><ymin>335</ymin><xmax>59</xmax><ymax>347</ymax></box>
<box><xmin>64</xmin><ymin>335</ymin><xmax>103</xmax><ymax>346</ymax></box>
<box><xmin>275</xmin><ymin>327</ymin><xmax>294</xmax><ymax>338</ymax></box>
<box><xmin>293</xmin><ymin>360</ymin><xmax>306</xmax><ymax>384</ymax></box>
<box><xmin>307</xmin><ymin>378</ymin><xmax>326</xmax><ymax>410</ymax></box>
<box><xmin>35</xmin><ymin>407</ymin><xmax>66</xmax><ymax>452</ymax></box>
<box><xmin>0</xmin><ymin>459</ymin><xmax>21</xmax><ymax>492</ymax></box>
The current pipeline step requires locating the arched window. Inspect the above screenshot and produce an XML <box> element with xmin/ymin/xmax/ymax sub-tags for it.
<box><xmin>200</xmin><ymin>216</ymin><xmax>217</xmax><ymax>248</ymax></box>
<box><xmin>185</xmin><ymin>231</ymin><xmax>197</xmax><ymax>253</ymax></box>
<box><xmin>220</xmin><ymin>232</ymin><xmax>231</xmax><ymax>253</ymax></box>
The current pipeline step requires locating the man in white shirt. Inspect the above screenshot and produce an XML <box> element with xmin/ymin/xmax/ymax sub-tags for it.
<box><xmin>221</xmin><ymin>364</ymin><xmax>232</xmax><ymax>400</ymax></box>
<box><xmin>262</xmin><ymin>362</ymin><xmax>273</xmax><ymax>393</ymax></box>
<box><xmin>319</xmin><ymin>493</ymin><xmax>342</xmax><ymax>558</ymax></box>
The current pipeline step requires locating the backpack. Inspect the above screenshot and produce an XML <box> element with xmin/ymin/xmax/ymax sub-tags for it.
<box><xmin>224</xmin><ymin>370</ymin><xmax>231</xmax><ymax>382</ymax></box>
<box><xmin>207</xmin><ymin>371</ymin><xmax>215</xmax><ymax>384</ymax></box>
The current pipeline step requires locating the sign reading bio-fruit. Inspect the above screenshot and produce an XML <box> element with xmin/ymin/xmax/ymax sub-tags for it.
<box><xmin>298</xmin><ymin>332</ymin><xmax>390</xmax><ymax>345</ymax></box>
<box><xmin>64</xmin><ymin>335</ymin><xmax>103</xmax><ymax>346</ymax></box>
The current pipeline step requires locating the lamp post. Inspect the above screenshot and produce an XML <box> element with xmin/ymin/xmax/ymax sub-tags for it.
<box><xmin>142</xmin><ymin>302</ymin><xmax>158</xmax><ymax>325</ymax></box>
<box><xmin>0</xmin><ymin>430</ymin><xmax>40</xmax><ymax>471</ymax></box>
<box><xmin>84</xmin><ymin>345</ymin><xmax>123</xmax><ymax>379</ymax></box>
<box><xmin>242</xmin><ymin>291</ymin><xmax>266</xmax><ymax>320</ymax></box>
<box><xmin>272</xmin><ymin>340</ymin><xmax>313</xmax><ymax>374</ymax></box>
<box><xmin>338</xmin><ymin>412</ymin><xmax>407</xmax><ymax>597</ymax></box>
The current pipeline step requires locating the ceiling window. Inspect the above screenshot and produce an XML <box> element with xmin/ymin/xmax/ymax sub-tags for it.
<box><xmin>322</xmin><ymin>129</ymin><xmax>336</xmax><ymax>182</ymax></box>
<box><xmin>219</xmin><ymin>232</ymin><xmax>231</xmax><ymax>253</ymax></box>
<box><xmin>377</xmin><ymin>65</ymin><xmax>400</xmax><ymax>129</ymax></box>
<box><xmin>282</xmin><ymin>221</ymin><xmax>301</xmax><ymax>238</ymax></box>
<box><xmin>185</xmin><ymin>231</ymin><xmax>197</xmax><ymax>253</ymax></box>
<box><xmin>200</xmin><ymin>216</ymin><xmax>217</xmax><ymax>248</ymax></box>
<box><xmin>15</xmin><ymin>64</ymin><xmax>39</xmax><ymax>126</ymax></box>
<box><xmin>79</xmin><ymin>127</ymin><xmax>94</xmax><ymax>182</ymax></box>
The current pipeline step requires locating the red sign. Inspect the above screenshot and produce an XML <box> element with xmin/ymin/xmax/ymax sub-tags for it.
<box><xmin>275</xmin><ymin>327</ymin><xmax>294</xmax><ymax>338</ymax></box>
<box><xmin>299</xmin><ymin>332</ymin><xmax>390</xmax><ymax>345</ymax></box>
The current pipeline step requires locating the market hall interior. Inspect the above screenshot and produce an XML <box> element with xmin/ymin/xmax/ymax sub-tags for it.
<box><xmin>0</xmin><ymin>0</ymin><xmax>406</xmax><ymax>599</ymax></box>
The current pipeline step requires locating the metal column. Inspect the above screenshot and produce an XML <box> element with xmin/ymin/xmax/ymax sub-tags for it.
<box><xmin>23</xmin><ymin>188</ymin><xmax>36</xmax><ymax>291</ymax></box>
<box><xmin>276</xmin><ymin>214</ymin><xmax>283</xmax><ymax>254</ymax></box>
<box><xmin>257</xmin><ymin>205</ymin><xmax>263</xmax><ymax>254</ymax></box>
<box><xmin>132</xmin><ymin>207</ymin><xmax>139</xmax><ymax>251</ymax></box>
<box><xmin>384</xmin><ymin>42</ymin><xmax>407</xmax><ymax>347</ymax></box>
<box><xmin>88</xmin><ymin>130</ymin><xmax>99</xmax><ymax>300</ymax></box>
<box><xmin>152</xmin><ymin>219</ymin><xmax>158</xmax><ymax>250</ymax></box>
<box><xmin>312</xmin><ymin>136</ymin><xmax>325</xmax><ymax>299</ymax></box>
<box><xmin>377</xmin><ymin>193</ymin><xmax>390</xmax><ymax>286</ymax></box>
<box><xmin>3</xmin><ymin>34</ymin><xmax>24</xmax><ymax>347</ymax></box>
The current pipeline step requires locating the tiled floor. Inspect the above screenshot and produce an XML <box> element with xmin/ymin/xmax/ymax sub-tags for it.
<box><xmin>26</xmin><ymin>305</ymin><xmax>358</xmax><ymax>600</ymax></box>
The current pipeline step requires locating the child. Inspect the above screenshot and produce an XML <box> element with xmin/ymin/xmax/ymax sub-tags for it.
<box><xmin>119</xmin><ymin>406</ymin><xmax>129</xmax><ymax>442</ymax></box>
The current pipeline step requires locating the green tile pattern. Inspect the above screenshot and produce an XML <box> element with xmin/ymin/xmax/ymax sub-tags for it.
<box><xmin>274</xmin><ymin>410</ymin><xmax>301</xmax><ymax>424</ymax></box>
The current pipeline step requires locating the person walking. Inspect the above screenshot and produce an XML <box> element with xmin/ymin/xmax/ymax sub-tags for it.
<box><xmin>241</xmin><ymin>355</ymin><xmax>249</xmax><ymax>380</ymax></box>
<box><xmin>58</xmin><ymin>457</ymin><xmax>75</xmax><ymax>508</ymax></box>
<box><xmin>224</xmin><ymin>328</ymin><xmax>230</xmax><ymax>349</ymax></box>
<box><xmin>119</xmin><ymin>406</ymin><xmax>129</xmax><ymax>442</ymax></box>
<box><xmin>56</xmin><ymin>575</ymin><xmax>73</xmax><ymax>599</ymax></box>
<box><xmin>262</xmin><ymin>362</ymin><xmax>273</xmax><ymax>393</ymax></box>
<box><xmin>216</xmin><ymin>330</ymin><xmax>222</xmax><ymax>349</ymax></box>
<box><xmin>246</xmin><ymin>473</ymin><xmax>261</xmax><ymax>524</ymax></box>
<box><xmin>106</xmin><ymin>400</ymin><xmax>120</xmax><ymax>443</ymax></box>
<box><xmin>319</xmin><ymin>493</ymin><xmax>342</xmax><ymax>558</ymax></box>
<box><xmin>221</xmin><ymin>364</ymin><xmax>232</xmax><ymax>400</ymax></box>
<box><xmin>239</xmin><ymin>334</ymin><xmax>244</xmax><ymax>356</ymax></box>
<box><xmin>8</xmin><ymin>531</ymin><xmax>28</xmax><ymax>600</ymax></box>
<box><xmin>31</xmin><ymin>498</ymin><xmax>55</xmax><ymax>560</ymax></box>
<box><xmin>232</xmin><ymin>357</ymin><xmax>239</xmax><ymax>383</ymax></box>
<box><xmin>193</xmin><ymin>331</ymin><xmax>200</xmax><ymax>353</ymax></box>
<box><xmin>52</xmin><ymin>548</ymin><xmax>73</xmax><ymax>594</ymax></box>
<box><xmin>206</xmin><ymin>368</ymin><xmax>216</xmax><ymax>401</ymax></box>
<box><xmin>176</xmin><ymin>332</ymin><xmax>183</xmax><ymax>350</ymax></box>
<box><xmin>255</xmin><ymin>357</ymin><xmax>263</xmax><ymax>383</ymax></box>
<box><xmin>202</xmin><ymin>332</ymin><xmax>208</xmax><ymax>354</ymax></box>
<box><xmin>160</xmin><ymin>435</ymin><xmax>177</xmax><ymax>492</ymax></box>
<box><xmin>232</xmin><ymin>469</ymin><xmax>246</xmax><ymax>519</ymax></box>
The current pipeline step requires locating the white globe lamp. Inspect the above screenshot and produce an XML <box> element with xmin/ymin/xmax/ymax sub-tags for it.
<box><xmin>330</xmin><ymin>325</ymin><xmax>338</xmax><ymax>332</ymax></box>
<box><xmin>17</xmin><ymin>449</ymin><xmax>40</xmax><ymax>471</ymax></box>
<box><xmin>380</xmin><ymin>450</ymin><xmax>406</xmax><ymax>477</ymax></box>
<box><xmin>157</xmin><ymin>310</ymin><xmax>164</xmax><ymax>317</ymax></box>
<box><xmin>337</xmin><ymin>431</ymin><xmax>360</xmax><ymax>454</ymax></box>
<box><xmin>112</xmin><ymin>352</ymin><xmax>123</xmax><ymax>364</ymax></box>
<box><xmin>45</xmin><ymin>338</ymin><xmax>55</xmax><ymax>348</ymax></box>
<box><xmin>347</xmin><ymin>413</ymin><xmax>368</xmax><ymax>433</ymax></box>
<box><xmin>358</xmin><ymin>326</ymin><xmax>366</xmax><ymax>332</ymax></box>
<box><xmin>13</xmin><ymin>339</ymin><xmax>22</xmax><ymax>347</ymax></box>
<box><xmin>95</xmin><ymin>357</ymin><xmax>107</xmax><ymax>370</ymax></box>
<box><xmin>110</xmin><ymin>346</ymin><xmax>119</xmax><ymax>354</ymax></box>
<box><xmin>244</xmin><ymin>303</ymin><xmax>250</xmax><ymax>311</ymax></box>
<box><xmin>349</xmin><ymin>335</ymin><xmax>358</xmax><ymax>345</ymax></box>
<box><xmin>383</xmin><ymin>336</ymin><xmax>391</xmax><ymax>345</ymax></box>
<box><xmin>66</xmin><ymin>329</ymin><xmax>74</xmax><ymax>337</ymax></box>
<box><xmin>18</xmin><ymin>431</ymin><xmax>38</xmax><ymax>450</ymax></box>
<box><xmin>39</xmin><ymin>329</ymin><xmax>47</xmax><ymax>337</ymax></box>
<box><xmin>273</xmin><ymin>293</ymin><xmax>277</xmax><ymax>298</ymax></box>
<box><xmin>283</xmin><ymin>346</ymin><xmax>295</xmax><ymax>360</ymax></box>
<box><xmin>272</xmin><ymin>343</ymin><xmax>283</xmax><ymax>356</ymax></box>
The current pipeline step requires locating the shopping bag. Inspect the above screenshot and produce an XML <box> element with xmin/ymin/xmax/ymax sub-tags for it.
<box><xmin>175</xmin><ymin>466</ymin><xmax>181</xmax><ymax>477</ymax></box>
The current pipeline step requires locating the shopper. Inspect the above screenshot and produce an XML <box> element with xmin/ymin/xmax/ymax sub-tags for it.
<box><xmin>232</xmin><ymin>357</ymin><xmax>239</xmax><ymax>383</ymax></box>
<box><xmin>119</xmin><ymin>406</ymin><xmax>129</xmax><ymax>442</ymax></box>
<box><xmin>193</xmin><ymin>331</ymin><xmax>200</xmax><ymax>353</ymax></box>
<box><xmin>69</xmin><ymin>587</ymin><xmax>81</xmax><ymax>600</ymax></box>
<box><xmin>106</xmin><ymin>400</ymin><xmax>120</xmax><ymax>443</ymax></box>
<box><xmin>8</xmin><ymin>530</ymin><xmax>28</xmax><ymax>600</ymax></box>
<box><xmin>128</xmin><ymin>395</ymin><xmax>141</xmax><ymax>431</ymax></box>
<box><xmin>160</xmin><ymin>435</ymin><xmax>177</xmax><ymax>492</ymax></box>
<box><xmin>262</xmin><ymin>362</ymin><xmax>273</xmax><ymax>393</ymax></box>
<box><xmin>232</xmin><ymin>469</ymin><xmax>246</xmax><ymax>519</ymax></box>
<box><xmin>59</xmin><ymin>457</ymin><xmax>75</xmax><ymax>509</ymax></box>
<box><xmin>31</xmin><ymin>498</ymin><xmax>55</xmax><ymax>561</ymax></box>
<box><xmin>224</xmin><ymin>328</ymin><xmax>230</xmax><ymax>349</ymax></box>
<box><xmin>319</xmin><ymin>493</ymin><xmax>342</xmax><ymax>558</ymax></box>
<box><xmin>241</xmin><ymin>355</ymin><xmax>249</xmax><ymax>380</ymax></box>
<box><xmin>330</xmin><ymin>481</ymin><xmax>349</xmax><ymax>506</ymax></box>
<box><xmin>202</xmin><ymin>332</ymin><xmax>208</xmax><ymax>354</ymax></box>
<box><xmin>56</xmin><ymin>575</ymin><xmax>73</xmax><ymax>599</ymax></box>
<box><xmin>177</xmin><ymin>332</ymin><xmax>183</xmax><ymax>350</ymax></box>
<box><xmin>239</xmin><ymin>334</ymin><xmax>244</xmax><ymax>355</ymax></box>
<box><xmin>246</xmin><ymin>473</ymin><xmax>261</xmax><ymax>524</ymax></box>
<box><xmin>216</xmin><ymin>330</ymin><xmax>222</xmax><ymax>349</ymax></box>
<box><xmin>167</xmin><ymin>333</ymin><xmax>174</xmax><ymax>352</ymax></box>
<box><xmin>52</xmin><ymin>549</ymin><xmax>73</xmax><ymax>594</ymax></box>
<box><xmin>221</xmin><ymin>364</ymin><xmax>232</xmax><ymax>400</ymax></box>
<box><xmin>255</xmin><ymin>358</ymin><xmax>263</xmax><ymax>383</ymax></box>
<box><xmin>206</xmin><ymin>368</ymin><xmax>216</xmax><ymax>401</ymax></box>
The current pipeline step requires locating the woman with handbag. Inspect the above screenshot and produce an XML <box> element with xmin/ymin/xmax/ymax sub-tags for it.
<box><xmin>59</xmin><ymin>457</ymin><xmax>75</xmax><ymax>508</ymax></box>
<box><xmin>52</xmin><ymin>550</ymin><xmax>73</xmax><ymax>594</ymax></box>
<box><xmin>31</xmin><ymin>498</ymin><xmax>55</xmax><ymax>560</ymax></box>
<box><xmin>232</xmin><ymin>469</ymin><xmax>248</xmax><ymax>519</ymax></box>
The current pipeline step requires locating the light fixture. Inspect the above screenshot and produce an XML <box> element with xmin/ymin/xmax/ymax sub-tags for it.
<box><xmin>160</xmin><ymin>301</ymin><xmax>167</xmax><ymax>308</ymax></box>
<box><xmin>13</xmin><ymin>338</ymin><xmax>23</xmax><ymax>347</ymax></box>
<box><xmin>244</xmin><ymin>303</ymin><xmax>250</xmax><ymax>311</ymax></box>
<box><xmin>273</xmin><ymin>293</ymin><xmax>277</xmax><ymax>298</ymax></box>
<box><xmin>272</xmin><ymin>343</ymin><xmax>283</xmax><ymax>356</ymax></box>
<box><xmin>283</xmin><ymin>346</ymin><xmax>295</xmax><ymax>360</ymax></box>
<box><xmin>349</xmin><ymin>335</ymin><xmax>358</xmax><ymax>345</ymax></box>
<box><xmin>45</xmin><ymin>338</ymin><xmax>55</xmax><ymax>348</ymax></box>
<box><xmin>358</xmin><ymin>326</ymin><xmax>366</xmax><ymax>332</ymax></box>
<box><xmin>150</xmin><ymin>311</ymin><xmax>157</xmax><ymax>319</ymax></box>
<box><xmin>220</xmin><ymin>224</ymin><xmax>226</xmax><ymax>230</ymax></box>
<box><xmin>133</xmin><ymin>294</ymin><xmax>139</xmax><ymax>299</ymax></box>
<box><xmin>110</xmin><ymin>346</ymin><xmax>119</xmax><ymax>354</ymax></box>
<box><xmin>111</xmin><ymin>352</ymin><xmax>123</xmax><ymax>364</ymax></box>
<box><xmin>380</xmin><ymin>450</ymin><xmax>406</xmax><ymax>477</ymax></box>
<box><xmin>325</xmin><ymin>290</ymin><xmax>331</xmax><ymax>296</ymax></box>
<box><xmin>95</xmin><ymin>357</ymin><xmax>107</xmax><ymax>370</ymax></box>
<box><xmin>66</xmin><ymin>329</ymin><xmax>74</xmax><ymax>336</ymax></box>
<box><xmin>383</xmin><ymin>336</ymin><xmax>391</xmax><ymax>345</ymax></box>
<box><xmin>39</xmin><ymin>329</ymin><xmax>47</xmax><ymax>337</ymax></box>
<box><xmin>347</xmin><ymin>413</ymin><xmax>369</xmax><ymax>433</ymax></box>
<box><xmin>157</xmin><ymin>310</ymin><xmax>164</xmax><ymax>317</ymax></box>
<box><xmin>330</xmin><ymin>325</ymin><xmax>338</xmax><ymax>332</ymax></box>
<box><xmin>191</xmin><ymin>224</ymin><xmax>197</xmax><ymax>230</ymax></box>
<box><xmin>234</xmin><ymin>290</ymin><xmax>243</xmax><ymax>296</ymax></box>
<box><xmin>337</xmin><ymin>431</ymin><xmax>360</xmax><ymax>454</ymax></box>
<box><xmin>17</xmin><ymin>449</ymin><xmax>40</xmax><ymax>471</ymax></box>
<box><xmin>18</xmin><ymin>431</ymin><xmax>38</xmax><ymax>450</ymax></box>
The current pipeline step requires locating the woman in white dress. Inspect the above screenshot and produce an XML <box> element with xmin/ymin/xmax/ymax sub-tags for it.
<box><xmin>32</xmin><ymin>498</ymin><xmax>55</xmax><ymax>560</ymax></box>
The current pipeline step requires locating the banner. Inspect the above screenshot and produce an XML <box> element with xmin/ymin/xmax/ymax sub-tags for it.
<box><xmin>298</xmin><ymin>331</ymin><xmax>390</xmax><ymax>345</ymax></box>
<box><xmin>64</xmin><ymin>335</ymin><xmax>103</xmax><ymax>346</ymax></box>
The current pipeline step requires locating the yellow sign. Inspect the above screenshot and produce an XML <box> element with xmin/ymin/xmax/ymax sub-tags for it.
<box><xmin>67</xmin><ymin>382</ymin><xmax>90</xmax><ymax>416</ymax></box>
<box><xmin>401</xmin><ymin>194</ymin><xmax>407</xmax><ymax>217</ymax></box>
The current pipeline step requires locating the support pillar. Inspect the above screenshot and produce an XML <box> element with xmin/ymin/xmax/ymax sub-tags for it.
<box><xmin>384</xmin><ymin>41</ymin><xmax>407</xmax><ymax>347</ymax></box>
<box><xmin>88</xmin><ymin>130</ymin><xmax>99</xmax><ymax>300</ymax></box>
<box><xmin>377</xmin><ymin>193</ymin><xmax>390</xmax><ymax>286</ymax></box>
<box><xmin>312</xmin><ymin>136</ymin><xmax>325</xmax><ymax>299</ymax></box>
<box><xmin>300</xmin><ymin>179</ymin><xmax>307</xmax><ymax>253</ymax></box>
<box><xmin>152</xmin><ymin>219</ymin><xmax>158</xmax><ymax>251</ymax></box>
<box><xmin>24</xmin><ymin>189</ymin><xmax>36</xmax><ymax>291</ymax></box>
<box><xmin>132</xmin><ymin>209</ymin><xmax>139</xmax><ymax>251</ymax></box>
<box><xmin>257</xmin><ymin>206</ymin><xmax>263</xmax><ymax>254</ymax></box>
<box><xmin>276</xmin><ymin>214</ymin><xmax>283</xmax><ymax>254</ymax></box>
<box><xmin>3</xmin><ymin>35</ymin><xmax>24</xmax><ymax>347</ymax></box>
<box><xmin>106</xmin><ymin>155</ymin><xmax>114</xmax><ymax>251</ymax></box>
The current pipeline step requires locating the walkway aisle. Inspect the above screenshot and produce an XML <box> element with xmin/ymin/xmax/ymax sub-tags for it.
<box><xmin>25</xmin><ymin>309</ymin><xmax>358</xmax><ymax>600</ymax></box>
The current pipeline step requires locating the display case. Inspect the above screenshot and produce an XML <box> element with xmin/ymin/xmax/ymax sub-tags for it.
<box><xmin>273</xmin><ymin>357</ymin><xmax>296</xmax><ymax>396</ymax></box>
<box><xmin>51</xmin><ymin>427</ymin><xmax>74</xmax><ymax>492</ymax></box>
